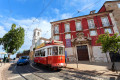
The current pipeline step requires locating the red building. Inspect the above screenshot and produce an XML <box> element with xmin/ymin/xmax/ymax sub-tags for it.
<box><xmin>50</xmin><ymin>1</ymin><xmax>120</xmax><ymax>62</ymax></box>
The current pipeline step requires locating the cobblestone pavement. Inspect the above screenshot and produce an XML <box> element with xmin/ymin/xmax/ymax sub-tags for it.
<box><xmin>3</xmin><ymin>62</ymin><xmax>120</xmax><ymax>80</ymax></box>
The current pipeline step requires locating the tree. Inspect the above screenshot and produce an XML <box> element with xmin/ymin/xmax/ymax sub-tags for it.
<box><xmin>0</xmin><ymin>24</ymin><xmax>25</xmax><ymax>56</ymax></box>
<box><xmin>96</xmin><ymin>32</ymin><xmax>120</xmax><ymax>71</ymax></box>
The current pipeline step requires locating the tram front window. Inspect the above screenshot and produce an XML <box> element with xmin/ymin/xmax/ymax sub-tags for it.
<box><xmin>53</xmin><ymin>47</ymin><xmax>58</xmax><ymax>55</ymax></box>
<box><xmin>59</xmin><ymin>47</ymin><xmax>63</xmax><ymax>55</ymax></box>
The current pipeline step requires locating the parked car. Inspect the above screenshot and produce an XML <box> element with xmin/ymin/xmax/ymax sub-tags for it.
<box><xmin>17</xmin><ymin>56</ymin><xmax>29</xmax><ymax>66</ymax></box>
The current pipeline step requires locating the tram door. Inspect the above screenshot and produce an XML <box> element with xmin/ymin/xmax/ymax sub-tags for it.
<box><xmin>47</xmin><ymin>48</ymin><xmax>52</xmax><ymax>64</ymax></box>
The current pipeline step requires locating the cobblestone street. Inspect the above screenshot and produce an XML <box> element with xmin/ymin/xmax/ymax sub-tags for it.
<box><xmin>1</xmin><ymin>62</ymin><xmax>119</xmax><ymax>80</ymax></box>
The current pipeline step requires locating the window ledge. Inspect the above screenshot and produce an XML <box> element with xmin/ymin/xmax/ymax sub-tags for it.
<box><xmin>76</xmin><ymin>30</ymin><xmax>83</xmax><ymax>32</ymax></box>
<box><xmin>64</xmin><ymin>31</ymin><xmax>71</xmax><ymax>33</ymax></box>
<box><xmin>103</xmin><ymin>25</ymin><xmax>113</xmax><ymax>28</ymax></box>
<box><xmin>54</xmin><ymin>33</ymin><xmax>60</xmax><ymax>35</ymax></box>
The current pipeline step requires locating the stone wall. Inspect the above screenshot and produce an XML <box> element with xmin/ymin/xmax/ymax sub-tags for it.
<box><xmin>65</xmin><ymin>47</ymin><xmax>77</xmax><ymax>62</ymax></box>
<box><xmin>92</xmin><ymin>46</ymin><xmax>111</xmax><ymax>62</ymax></box>
<box><xmin>105</xmin><ymin>1</ymin><xmax>120</xmax><ymax>33</ymax></box>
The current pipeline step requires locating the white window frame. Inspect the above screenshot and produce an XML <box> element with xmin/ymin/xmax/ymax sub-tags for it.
<box><xmin>104</xmin><ymin>28</ymin><xmax>112</xmax><ymax>34</ymax></box>
<box><xmin>101</xmin><ymin>17</ymin><xmax>110</xmax><ymax>27</ymax></box>
<box><xmin>54</xmin><ymin>25</ymin><xmax>59</xmax><ymax>34</ymax></box>
<box><xmin>118</xmin><ymin>3</ymin><xmax>120</xmax><ymax>8</ymax></box>
<box><xmin>54</xmin><ymin>35</ymin><xmax>59</xmax><ymax>40</ymax></box>
<box><xmin>88</xmin><ymin>19</ymin><xmax>95</xmax><ymax>29</ymax></box>
<box><xmin>65</xmin><ymin>33</ymin><xmax>71</xmax><ymax>39</ymax></box>
<box><xmin>65</xmin><ymin>23</ymin><xmax>70</xmax><ymax>32</ymax></box>
<box><xmin>75</xmin><ymin>21</ymin><xmax>82</xmax><ymax>31</ymax></box>
<box><xmin>90</xmin><ymin>30</ymin><xmax>97</xmax><ymax>36</ymax></box>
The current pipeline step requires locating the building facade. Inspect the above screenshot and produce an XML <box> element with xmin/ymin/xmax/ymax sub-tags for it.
<box><xmin>99</xmin><ymin>1</ymin><xmax>120</xmax><ymax>33</ymax></box>
<box><xmin>51</xmin><ymin>1</ymin><xmax>120</xmax><ymax>62</ymax></box>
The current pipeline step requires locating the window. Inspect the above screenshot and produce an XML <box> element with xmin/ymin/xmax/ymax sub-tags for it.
<box><xmin>59</xmin><ymin>47</ymin><xmax>63</xmax><ymax>55</ymax></box>
<box><xmin>35</xmin><ymin>51</ymin><xmax>39</xmax><ymax>57</ymax></box>
<box><xmin>41</xmin><ymin>49</ymin><xmax>45</xmax><ymax>57</ymax></box>
<box><xmin>65</xmin><ymin>24</ymin><xmax>70</xmax><ymax>32</ymax></box>
<box><xmin>38</xmin><ymin>32</ymin><xmax>39</xmax><ymax>36</ymax></box>
<box><xmin>54</xmin><ymin>25</ymin><xmax>59</xmax><ymax>34</ymax></box>
<box><xmin>90</xmin><ymin>30</ymin><xmax>97</xmax><ymax>36</ymax></box>
<box><xmin>48</xmin><ymin>48</ymin><xmax>52</xmax><ymax>56</ymax></box>
<box><xmin>53</xmin><ymin>47</ymin><xmax>58</xmax><ymax>55</ymax></box>
<box><xmin>104</xmin><ymin>28</ymin><xmax>112</xmax><ymax>34</ymax></box>
<box><xmin>76</xmin><ymin>22</ymin><xmax>82</xmax><ymax>31</ymax></box>
<box><xmin>54</xmin><ymin>35</ymin><xmax>59</xmax><ymax>40</ymax></box>
<box><xmin>118</xmin><ymin>3</ymin><xmax>120</xmax><ymax>8</ymax></box>
<box><xmin>101</xmin><ymin>17</ymin><xmax>110</xmax><ymax>27</ymax></box>
<box><xmin>65</xmin><ymin>34</ymin><xmax>71</xmax><ymax>39</ymax></box>
<box><xmin>88</xmin><ymin>19</ymin><xmax>95</xmax><ymax>29</ymax></box>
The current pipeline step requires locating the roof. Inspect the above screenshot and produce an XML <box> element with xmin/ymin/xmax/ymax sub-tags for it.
<box><xmin>50</xmin><ymin>11</ymin><xmax>112</xmax><ymax>24</ymax></box>
<box><xmin>104</xmin><ymin>0</ymin><xmax>120</xmax><ymax>4</ymax></box>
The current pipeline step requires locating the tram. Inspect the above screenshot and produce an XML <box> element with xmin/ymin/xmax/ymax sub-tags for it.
<box><xmin>34</xmin><ymin>40</ymin><xmax>66</xmax><ymax>70</ymax></box>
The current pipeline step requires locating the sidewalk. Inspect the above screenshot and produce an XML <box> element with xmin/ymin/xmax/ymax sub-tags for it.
<box><xmin>66</xmin><ymin>61</ymin><xmax>120</xmax><ymax>76</ymax></box>
<box><xmin>0</xmin><ymin>63</ymin><xmax>11</xmax><ymax>80</ymax></box>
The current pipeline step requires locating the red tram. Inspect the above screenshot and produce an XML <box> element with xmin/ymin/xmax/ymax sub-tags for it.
<box><xmin>34</xmin><ymin>40</ymin><xmax>66</xmax><ymax>70</ymax></box>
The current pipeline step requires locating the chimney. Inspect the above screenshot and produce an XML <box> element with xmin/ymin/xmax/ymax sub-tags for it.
<box><xmin>90</xmin><ymin>10</ymin><xmax>96</xmax><ymax>14</ymax></box>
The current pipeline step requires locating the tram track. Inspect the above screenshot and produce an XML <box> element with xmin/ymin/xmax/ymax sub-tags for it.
<box><xmin>29</xmin><ymin>62</ymin><xmax>109</xmax><ymax>80</ymax></box>
<box><xmin>15</xmin><ymin>64</ymin><xmax>48</xmax><ymax>80</ymax></box>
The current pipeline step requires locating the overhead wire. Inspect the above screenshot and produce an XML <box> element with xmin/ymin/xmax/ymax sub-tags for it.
<box><xmin>42</xmin><ymin>0</ymin><xmax>102</xmax><ymax>38</ymax></box>
<box><xmin>25</xmin><ymin>0</ymin><xmax>53</xmax><ymax>40</ymax></box>
<box><xmin>72</xmin><ymin>0</ymin><xmax>102</xmax><ymax>17</ymax></box>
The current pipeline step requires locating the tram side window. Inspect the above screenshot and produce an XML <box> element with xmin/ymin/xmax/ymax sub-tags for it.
<box><xmin>41</xmin><ymin>49</ymin><xmax>45</xmax><ymax>57</ymax></box>
<box><xmin>59</xmin><ymin>47</ymin><xmax>63</xmax><ymax>55</ymax></box>
<box><xmin>35</xmin><ymin>51</ymin><xmax>39</xmax><ymax>56</ymax></box>
<box><xmin>39</xmin><ymin>50</ymin><xmax>41</xmax><ymax>56</ymax></box>
<box><xmin>53</xmin><ymin>47</ymin><xmax>58</xmax><ymax>55</ymax></box>
<box><xmin>48</xmin><ymin>48</ymin><xmax>52</xmax><ymax>56</ymax></box>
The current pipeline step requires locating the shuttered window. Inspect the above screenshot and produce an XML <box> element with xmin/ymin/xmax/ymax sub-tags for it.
<box><xmin>88</xmin><ymin>19</ymin><xmax>95</xmax><ymax>29</ymax></box>
<box><xmin>101</xmin><ymin>17</ymin><xmax>110</xmax><ymax>27</ymax></box>
<box><xmin>90</xmin><ymin>30</ymin><xmax>97</xmax><ymax>36</ymax></box>
<box><xmin>65</xmin><ymin>34</ymin><xmax>71</xmax><ymax>39</ymax></box>
<box><xmin>76</xmin><ymin>22</ymin><xmax>82</xmax><ymax>31</ymax></box>
<box><xmin>54</xmin><ymin>35</ymin><xmax>59</xmax><ymax>40</ymax></box>
<box><xmin>65</xmin><ymin>24</ymin><xmax>70</xmax><ymax>32</ymax></box>
<box><xmin>104</xmin><ymin>28</ymin><xmax>112</xmax><ymax>34</ymax></box>
<box><xmin>54</xmin><ymin>25</ymin><xmax>59</xmax><ymax>34</ymax></box>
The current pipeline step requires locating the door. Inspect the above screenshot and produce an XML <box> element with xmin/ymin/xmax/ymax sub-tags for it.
<box><xmin>77</xmin><ymin>45</ymin><xmax>89</xmax><ymax>61</ymax></box>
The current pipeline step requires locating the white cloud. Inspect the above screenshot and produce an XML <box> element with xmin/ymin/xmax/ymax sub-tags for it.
<box><xmin>61</xmin><ymin>13</ymin><xmax>72</xmax><ymax>19</ymax></box>
<box><xmin>0</xmin><ymin>17</ymin><xmax>52</xmax><ymax>55</ymax></box>
<box><xmin>0</xmin><ymin>26</ymin><xmax>7</xmax><ymax>38</ymax></box>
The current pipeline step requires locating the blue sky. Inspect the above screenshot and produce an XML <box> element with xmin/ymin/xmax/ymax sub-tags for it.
<box><xmin>0</xmin><ymin>0</ymin><xmax>114</xmax><ymax>58</ymax></box>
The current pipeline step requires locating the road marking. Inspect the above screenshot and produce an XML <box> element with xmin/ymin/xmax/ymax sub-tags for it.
<box><xmin>8</xmin><ymin>73</ymin><xmax>32</xmax><ymax>80</ymax></box>
<box><xmin>49</xmin><ymin>77</ymin><xmax>63</xmax><ymax>80</ymax></box>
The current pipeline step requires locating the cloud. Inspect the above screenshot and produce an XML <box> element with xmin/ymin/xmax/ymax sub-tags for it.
<box><xmin>61</xmin><ymin>13</ymin><xmax>72</xmax><ymax>19</ymax></box>
<box><xmin>0</xmin><ymin>17</ymin><xmax>52</xmax><ymax>54</ymax></box>
<box><xmin>0</xmin><ymin>26</ymin><xmax>7</xmax><ymax>38</ymax></box>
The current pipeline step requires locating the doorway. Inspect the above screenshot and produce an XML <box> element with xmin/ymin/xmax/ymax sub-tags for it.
<box><xmin>77</xmin><ymin>45</ymin><xmax>89</xmax><ymax>61</ymax></box>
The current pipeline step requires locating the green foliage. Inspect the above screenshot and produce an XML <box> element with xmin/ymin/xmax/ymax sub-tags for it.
<box><xmin>96</xmin><ymin>32</ymin><xmax>120</xmax><ymax>53</ymax></box>
<box><xmin>0</xmin><ymin>24</ymin><xmax>25</xmax><ymax>54</ymax></box>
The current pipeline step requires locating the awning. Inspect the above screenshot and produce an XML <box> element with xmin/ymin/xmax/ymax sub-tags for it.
<box><xmin>0</xmin><ymin>52</ymin><xmax>7</xmax><ymax>54</ymax></box>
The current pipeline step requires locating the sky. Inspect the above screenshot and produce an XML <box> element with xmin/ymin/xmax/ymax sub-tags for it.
<box><xmin>0</xmin><ymin>0</ymin><xmax>114</xmax><ymax>58</ymax></box>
